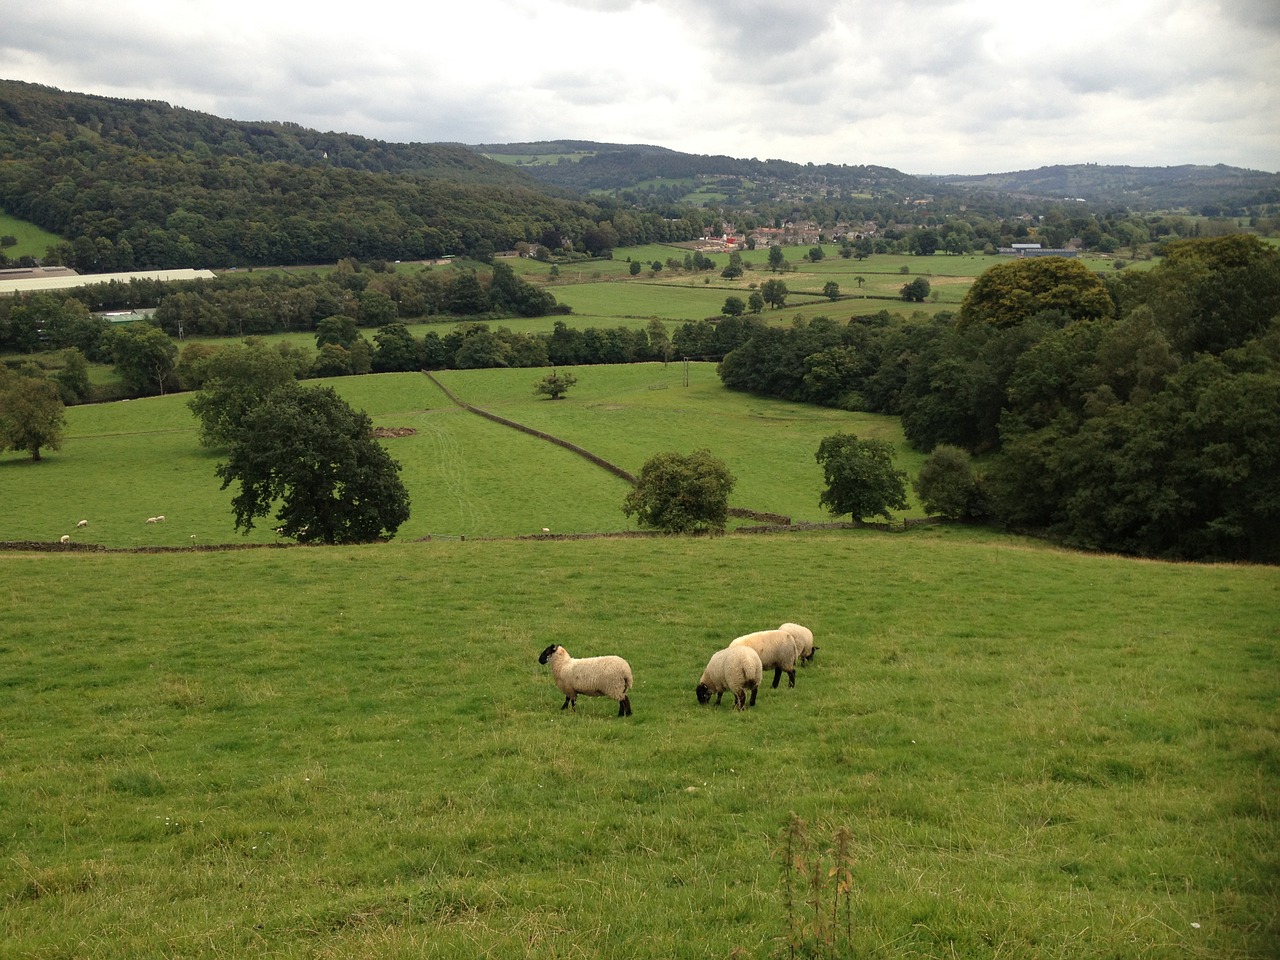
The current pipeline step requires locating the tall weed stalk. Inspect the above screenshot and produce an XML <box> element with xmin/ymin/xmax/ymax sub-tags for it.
<box><xmin>776</xmin><ymin>814</ymin><xmax>857</xmax><ymax>959</ymax></box>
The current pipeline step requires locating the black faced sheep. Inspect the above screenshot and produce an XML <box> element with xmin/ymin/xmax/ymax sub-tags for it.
<box><xmin>780</xmin><ymin>622</ymin><xmax>817</xmax><ymax>664</ymax></box>
<box><xmin>729</xmin><ymin>629</ymin><xmax>799</xmax><ymax>689</ymax></box>
<box><xmin>696</xmin><ymin>645</ymin><xmax>763</xmax><ymax>710</ymax></box>
<box><xmin>538</xmin><ymin>644</ymin><xmax>633</xmax><ymax>717</ymax></box>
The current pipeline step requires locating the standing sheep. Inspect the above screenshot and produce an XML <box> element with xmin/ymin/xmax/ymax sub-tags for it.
<box><xmin>729</xmin><ymin>629</ymin><xmax>799</xmax><ymax>689</ymax></box>
<box><xmin>780</xmin><ymin>622</ymin><xmax>817</xmax><ymax>665</ymax></box>
<box><xmin>696</xmin><ymin>645</ymin><xmax>763</xmax><ymax>710</ymax></box>
<box><xmin>537</xmin><ymin>644</ymin><xmax>633</xmax><ymax>717</ymax></box>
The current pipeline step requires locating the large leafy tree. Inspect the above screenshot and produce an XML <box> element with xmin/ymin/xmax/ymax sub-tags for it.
<box><xmin>215</xmin><ymin>384</ymin><xmax>411</xmax><ymax>544</ymax></box>
<box><xmin>187</xmin><ymin>341</ymin><xmax>302</xmax><ymax>448</ymax></box>
<box><xmin>815</xmin><ymin>433</ymin><xmax>909</xmax><ymax>523</ymax></box>
<box><xmin>110</xmin><ymin>324</ymin><xmax>179</xmax><ymax>396</ymax></box>
<box><xmin>622</xmin><ymin>449</ymin><xmax>736</xmax><ymax>535</ymax></box>
<box><xmin>0</xmin><ymin>366</ymin><xmax>65</xmax><ymax>461</ymax></box>
<box><xmin>957</xmin><ymin>256</ymin><xmax>1113</xmax><ymax>330</ymax></box>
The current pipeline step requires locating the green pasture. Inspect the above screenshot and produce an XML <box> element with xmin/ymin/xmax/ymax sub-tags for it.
<box><xmin>1</xmin><ymin>529</ymin><xmax>1276</xmax><ymax>959</ymax></box>
<box><xmin>0</xmin><ymin>209</ymin><xmax>63</xmax><ymax>260</ymax></box>
<box><xmin>0</xmin><ymin>363</ymin><xmax>921</xmax><ymax>548</ymax></box>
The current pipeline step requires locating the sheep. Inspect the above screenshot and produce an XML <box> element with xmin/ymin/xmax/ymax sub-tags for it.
<box><xmin>538</xmin><ymin>644</ymin><xmax>633</xmax><ymax>717</ymax></box>
<box><xmin>146</xmin><ymin>517</ymin><xmax>158</xmax><ymax>524</ymax></box>
<box><xmin>780</xmin><ymin>622</ymin><xmax>817</xmax><ymax>665</ymax></box>
<box><xmin>59</xmin><ymin>534</ymin><xmax>71</xmax><ymax>543</ymax></box>
<box><xmin>729</xmin><ymin>629</ymin><xmax>799</xmax><ymax>689</ymax></box>
<box><xmin>696</xmin><ymin>644</ymin><xmax>762</xmax><ymax>710</ymax></box>
<box><xmin>76</xmin><ymin>519</ymin><xmax>88</xmax><ymax>528</ymax></box>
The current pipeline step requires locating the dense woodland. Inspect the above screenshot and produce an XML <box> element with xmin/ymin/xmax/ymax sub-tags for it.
<box><xmin>717</xmin><ymin>237</ymin><xmax>1280</xmax><ymax>563</ymax></box>
<box><xmin>0</xmin><ymin>81</ymin><xmax>708</xmax><ymax>269</ymax></box>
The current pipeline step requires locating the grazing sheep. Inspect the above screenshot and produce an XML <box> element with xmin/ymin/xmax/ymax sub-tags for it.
<box><xmin>697</xmin><ymin>645</ymin><xmax>763</xmax><ymax>710</ymax></box>
<box><xmin>146</xmin><ymin>517</ymin><xmax>158</xmax><ymax>524</ymax></box>
<box><xmin>729</xmin><ymin>629</ymin><xmax>799</xmax><ymax>689</ymax></box>
<box><xmin>156</xmin><ymin>515</ymin><xmax>166</xmax><ymax>522</ymax></box>
<box><xmin>780</xmin><ymin>622</ymin><xmax>817</xmax><ymax>665</ymax></box>
<box><xmin>537</xmin><ymin>644</ymin><xmax>633</xmax><ymax>717</ymax></box>
<box><xmin>59</xmin><ymin>534</ymin><xmax>71</xmax><ymax>543</ymax></box>
<box><xmin>76</xmin><ymin>519</ymin><xmax>88</xmax><ymax>528</ymax></box>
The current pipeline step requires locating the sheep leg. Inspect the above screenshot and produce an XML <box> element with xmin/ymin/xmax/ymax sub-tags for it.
<box><xmin>771</xmin><ymin>667</ymin><xmax>783</xmax><ymax>689</ymax></box>
<box><xmin>733</xmin><ymin>690</ymin><xmax>746</xmax><ymax>710</ymax></box>
<box><xmin>748</xmin><ymin>685</ymin><xmax>758</xmax><ymax>707</ymax></box>
<box><xmin>618</xmin><ymin>696</ymin><xmax>632</xmax><ymax>717</ymax></box>
<box><xmin>714</xmin><ymin>691</ymin><xmax>724</xmax><ymax>706</ymax></box>
<box><xmin>786</xmin><ymin>669</ymin><xmax>796</xmax><ymax>688</ymax></box>
<box><xmin>561</xmin><ymin>696</ymin><xmax>573</xmax><ymax>711</ymax></box>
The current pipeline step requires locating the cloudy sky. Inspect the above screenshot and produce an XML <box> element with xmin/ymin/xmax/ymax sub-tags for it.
<box><xmin>5</xmin><ymin>0</ymin><xmax>1278</xmax><ymax>175</ymax></box>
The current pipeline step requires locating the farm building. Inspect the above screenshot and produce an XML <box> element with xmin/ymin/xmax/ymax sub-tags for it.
<box><xmin>0</xmin><ymin>266</ymin><xmax>216</xmax><ymax>296</ymax></box>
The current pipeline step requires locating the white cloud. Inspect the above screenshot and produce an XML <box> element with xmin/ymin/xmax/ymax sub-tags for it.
<box><xmin>1</xmin><ymin>0</ymin><xmax>1276</xmax><ymax>173</ymax></box>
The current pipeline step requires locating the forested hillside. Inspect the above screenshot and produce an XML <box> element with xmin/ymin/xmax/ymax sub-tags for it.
<box><xmin>473</xmin><ymin>140</ymin><xmax>1280</xmax><ymax>217</ymax></box>
<box><xmin>0</xmin><ymin>81</ymin><xmax>708</xmax><ymax>269</ymax></box>
<box><xmin>929</xmin><ymin>163</ymin><xmax>1280</xmax><ymax>212</ymax></box>
<box><xmin>474</xmin><ymin>139</ymin><xmax>919</xmax><ymax>198</ymax></box>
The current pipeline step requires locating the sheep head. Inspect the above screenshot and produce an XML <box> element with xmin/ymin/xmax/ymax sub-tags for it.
<box><xmin>537</xmin><ymin>644</ymin><xmax>561</xmax><ymax>665</ymax></box>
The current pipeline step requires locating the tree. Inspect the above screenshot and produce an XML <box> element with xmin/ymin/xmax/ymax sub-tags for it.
<box><xmin>0</xmin><ymin>367</ymin><xmax>65</xmax><ymax>461</ymax></box>
<box><xmin>748</xmin><ymin>291</ymin><xmax>765</xmax><ymax>314</ymax></box>
<box><xmin>316</xmin><ymin>314</ymin><xmax>359</xmax><ymax>350</ymax></box>
<box><xmin>913</xmin><ymin>444</ymin><xmax>982</xmax><ymax>519</ymax></box>
<box><xmin>534</xmin><ymin>369</ymin><xmax>578</xmax><ymax>400</ymax></box>
<box><xmin>629</xmin><ymin>260</ymin><xmax>642</xmax><ymax>277</ymax></box>
<box><xmin>622</xmin><ymin>449</ymin><xmax>736</xmax><ymax>535</ymax></box>
<box><xmin>721</xmin><ymin>295</ymin><xmax>746</xmax><ymax>317</ymax></box>
<box><xmin>720</xmin><ymin>251</ymin><xmax>744</xmax><ymax>279</ymax></box>
<box><xmin>646</xmin><ymin>318</ymin><xmax>673</xmax><ymax>362</ymax></box>
<box><xmin>761</xmin><ymin>279</ymin><xmax>789</xmax><ymax>309</ymax></box>
<box><xmin>768</xmin><ymin>245</ymin><xmax>785</xmax><ymax>272</ymax></box>
<box><xmin>822</xmin><ymin>281</ymin><xmax>840</xmax><ymax>301</ymax></box>
<box><xmin>815</xmin><ymin>433</ymin><xmax>909</xmax><ymax>523</ymax></box>
<box><xmin>958</xmin><ymin>256</ymin><xmax>1113</xmax><ymax>330</ymax></box>
<box><xmin>372</xmin><ymin>322</ymin><xmax>422</xmax><ymax>373</ymax></box>
<box><xmin>215</xmin><ymin>384</ymin><xmax>410</xmax><ymax>544</ymax></box>
<box><xmin>900</xmin><ymin>277</ymin><xmax>931</xmax><ymax>302</ymax></box>
<box><xmin>808</xmin><ymin>247</ymin><xmax>825</xmax><ymax>262</ymax></box>
<box><xmin>110</xmin><ymin>324</ymin><xmax>179</xmax><ymax>396</ymax></box>
<box><xmin>188</xmin><ymin>341</ymin><xmax>301</xmax><ymax>448</ymax></box>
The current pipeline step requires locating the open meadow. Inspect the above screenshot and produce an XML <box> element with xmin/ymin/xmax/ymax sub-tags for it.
<box><xmin>1</xmin><ymin>529</ymin><xmax>1276</xmax><ymax>959</ymax></box>
<box><xmin>2</xmin><ymin>358</ymin><xmax>1278</xmax><ymax>959</ymax></box>
<box><xmin>0</xmin><ymin>362</ymin><xmax>924</xmax><ymax>548</ymax></box>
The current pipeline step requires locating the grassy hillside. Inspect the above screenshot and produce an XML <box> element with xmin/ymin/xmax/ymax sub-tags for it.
<box><xmin>0</xmin><ymin>363</ymin><xmax>922</xmax><ymax>547</ymax></box>
<box><xmin>1</xmin><ymin>532</ymin><xmax>1275</xmax><ymax>958</ymax></box>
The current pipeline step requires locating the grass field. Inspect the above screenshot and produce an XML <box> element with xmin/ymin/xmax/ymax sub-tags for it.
<box><xmin>2</xmin><ymin>335</ymin><xmax>1277</xmax><ymax>958</ymax></box>
<box><xmin>0</xmin><ymin>209</ymin><xmax>64</xmax><ymax>261</ymax></box>
<box><xmin>1</xmin><ymin>530</ymin><xmax>1276</xmax><ymax>959</ymax></box>
<box><xmin>0</xmin><ymin>363</ymin><xmax>922</xmax><ymax>547</ymax></box>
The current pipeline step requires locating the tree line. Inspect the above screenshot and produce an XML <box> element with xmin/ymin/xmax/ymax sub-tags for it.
<box><xmin>717</xmin><ymin>237</ymin><xmax>1280</xmax><ymax>563</ymax></box>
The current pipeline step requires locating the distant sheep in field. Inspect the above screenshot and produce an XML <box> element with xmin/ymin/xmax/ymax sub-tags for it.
<box><xmin>76</xmin><ymin>519</ymin><xmax>88</xmax><ymax>528</ymax></box>
<box><xmin>538</xmin><ymin>644</ymin><xmax>633</xmax><ymax>717</ymax></box>
<box><xmin>697</xmin><ymin>644</ymin><xmax>762</xmax><ymax>710</ymax></box>
<box><xmin>146</xmin><ymin>517</ymin><xmax>158</xmax><ymax>524</ymax></box>
<box><xmin>780</xmin><ymin>622</ymin><xmax>817</xmax><ymax>665</ymax></box>
<box><xmin>729</xmin><ymin>629</ymin><xmax>799</xmax><ymax>690</ymax></box>
<box><xmin>59</xmin><ymin>534</ymin><xmax>71</xmax><ymax>543</ymax></box>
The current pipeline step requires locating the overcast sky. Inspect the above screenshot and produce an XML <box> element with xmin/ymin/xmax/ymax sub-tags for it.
<box><xmin>5</xmin><ymin>0</ymin><xmax>1278</xmax><ymax>175</ymax></box>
